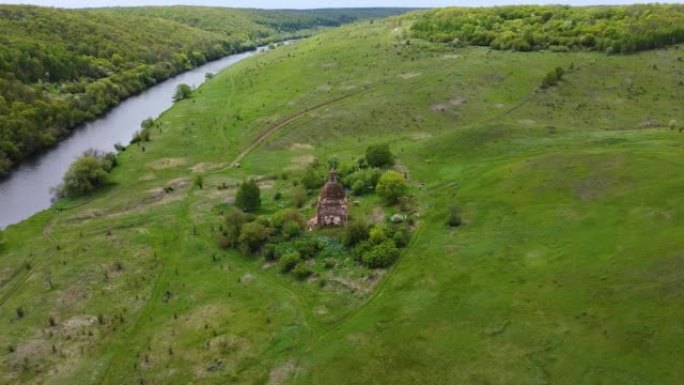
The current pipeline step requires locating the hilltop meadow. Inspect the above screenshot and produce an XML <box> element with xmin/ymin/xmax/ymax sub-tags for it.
<box><xmin>1</xmin><ymin>5</ymin><xmax>684</xmax><ymax>384</ymax></box>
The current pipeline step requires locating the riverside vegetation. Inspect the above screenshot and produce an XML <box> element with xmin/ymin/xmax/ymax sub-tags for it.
<box><xmin>0</xmin><ymin>5</ymin><xmax>411</xmax><ymax>178</ymax></box>
<box><xmin>1</xmin><ymin>5</ymin><xmax>684</xmax><ymax>384</ymax></box>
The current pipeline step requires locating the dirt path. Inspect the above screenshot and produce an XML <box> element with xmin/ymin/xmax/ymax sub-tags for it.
<box><xmin>228</xmin><ymin>92</ymin><xmax>363</xmax><ymax>168</ymax></box>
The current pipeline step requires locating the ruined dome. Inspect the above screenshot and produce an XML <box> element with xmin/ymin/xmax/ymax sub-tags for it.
<box><xmin>320</xmin><ymin>171</ymin><xmax>345</xmax><ymax>199</ymax></box>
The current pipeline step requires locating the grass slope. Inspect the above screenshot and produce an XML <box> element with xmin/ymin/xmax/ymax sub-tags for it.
<box><xmin>1</xmin><ymin>15</ymin><xmax>684</xmax><ymax>384</ymax></box>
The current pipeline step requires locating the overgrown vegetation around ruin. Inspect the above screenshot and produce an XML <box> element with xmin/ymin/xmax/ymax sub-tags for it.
<box><xmin>410</xmin><ymin>4</ymin><xmax>684</xmax><ymax>54</ymax></box>
<box><xmin>215</xmin><ymin>147</ymin><xmax>413</xmax><ymax>280</ymax></box>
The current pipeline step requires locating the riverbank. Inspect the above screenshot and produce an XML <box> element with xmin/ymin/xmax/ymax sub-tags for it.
<box><xmin>0</xmin><ymin>47</ymin><xmax>269</xmax><ymax>229</ymax></box>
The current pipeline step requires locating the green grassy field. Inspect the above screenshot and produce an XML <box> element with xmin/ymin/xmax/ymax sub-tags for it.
<box><xmin>1</xmin><ymin>15</ymin><xmax>683</xmax><ymax>384</ymax></box>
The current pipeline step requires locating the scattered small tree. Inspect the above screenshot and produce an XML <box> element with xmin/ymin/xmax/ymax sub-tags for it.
<box><xmin>173</xmin><ymin>83</ymin><xmax>192</xmax><ymax>102</ymax></box>
<box><xmin>376</xmin><ymin>170</ymin><xmax>408</xmax><ymax>204</ymax></box>
<box><xmin>193</xmin><ymin>174</ymin><xmax>204</xmax><ymax>190</ymax></box>
<box><xmin>235</xmin><ymin>180</ymin><xmax>261</xmax><ymax>212</ymax></box>
<box><xmin>447</xmin><ymin>205</ymin><xmax>462</xmax><ymax>227</ymax></box>
<box><xmin>140</xmin><ymin>118</ymin><xmax>154</xmax><ymax>130</ymax></box>
<box><xmin>541</xmin><ymin>67</ymin><xmax>565</xmax><ymax>89</ymax></box>
<box><xmin>365</xmin><ymin>143</ymin><xmax>395</xmax><ymax>168</ymax></box>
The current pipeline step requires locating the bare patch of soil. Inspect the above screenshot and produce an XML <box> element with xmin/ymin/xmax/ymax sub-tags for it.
<box><xmin>289</xmin><ymin>143</ymin><xmax>314</xmax><ymax>151</ymax></box>
<box><xmin>399</xmin><ymin>72</ymin><xmax>421</xmax><ymax>79</ymax></box>
<box><xmin>147</xmin><ymin>157</ymin><xmax>187</xmax><ymax>170</ymax></box>
<box><xmin>450</xmin><ymin>97</ymin><xmax>467</xmax><ymax>106</ymax></box>
<box><xmin>190</xmin><ymin>162</ymin><xmax>226</xmax><ymax>173</ymax></box>
<box><xmin>286</xmin><ymin>155</ymin><xmax>316</xmax><ymax>170</ymax></box>
<box><xmin>268</xmin><ymin>360</ymin><xmax>296</xmax><ymax>385</ymax></box>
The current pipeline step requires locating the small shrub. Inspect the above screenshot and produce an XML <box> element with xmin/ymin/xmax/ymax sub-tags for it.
<box><xmin>369</xmin><ymin>227</ymin><xmax>386</xmax><ymax>244</ymax></box>
<box><xmin>263</xmin><ymin>244</ymin><xmax>278</xmax><ymax>261</ymax></box>
<box><xmin>323</xmin><ymin>258</ymin><xmax>337</xmax><ymax>269</ymax></box>
<box><xmin>293</xmin><ymin>263</ymin><xmax>313</xmax><ymax>280</ymax></box>
<box><xmin>327</xmin><ymin>156</ymin><xmax>339</xmax><ymax>170</ymax></box>
<box><xmin>114</xmin><ymin>142</ymin><xmax>126</xmax><ymax>152</ymax></box>
<box><xmin>278</xmin><ymin>252</ymin><xmax>301</xmax><ymax>272</ymax></box>
<box><xmin>16</xmin><ymin>307</ymin><xmax>24</xmax><ymax>319</ymax></box>
<box><xmin>393</xmin><ymin>228</ymin><xmax>411</xmax><ymax>248</ymax></box>
<box><xmin>344</xmin><ymin>220</ymin><xmax>370</xmax><ymax>247</ymax></box>
<box><xmin>447</xmin><ymin>205</ymin><xmax>462</xmax><ymax>227</ymax></box>
<box><xmin>193</xmin><ymin>174</ymin><xmax>204</xmax><ymax>190</ymax></box>
<box><xmin>273</xmin><ymin>191</ymin><xmax>282</xmax><ymax>201</ymax></box>
<box><xmin>238</xmin><ymin>222</ymin><xmax>269</xmax><ymax>254</ymax></box>
<box><xmin>292</xmin><ymin>185</ymin><xmax>307</xmax><ymax>208</ymax></box>
<box><xmin>295</xmin><ymin>238</ymin><xmax>321</xmax><ymax>259</ymax></box>
<box><xmin>205</xmin><ymin>72</ymin><xmax>214</xmax><ymax>80</ymax></box>
<box><xmin>283</xmin><ymin>221</ymin><xmax>302</xmax><ymax>240</ymax></box>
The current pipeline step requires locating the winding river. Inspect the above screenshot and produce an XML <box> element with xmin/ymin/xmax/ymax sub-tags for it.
<box><xmin>0</xmin><ymin>46</ymin><xmax>268</xmax><ymax>229</ymax></box>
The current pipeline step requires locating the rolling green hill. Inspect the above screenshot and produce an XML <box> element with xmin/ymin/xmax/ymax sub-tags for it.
<box><xmin>1</xmin><ymin>5</ymin><xmax>683</xmax><ymax>385</ymax></box>
<box><xmin>0</xmin><ymin>5</ymin><xmax>411</xmax><ymax>179</ymax></box>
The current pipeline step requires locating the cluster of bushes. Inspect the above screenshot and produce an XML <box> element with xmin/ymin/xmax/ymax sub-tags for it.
<box><xmin>214</xmin><ymin>143</ymin><xmax>414</xmax><ymax>277</ymax></box>
<box><xmin>410</xmin><ymin>5</ymin><xmax>684</xmax><ymax>54</ymax></box>
<box><xmin>345</xmin><ymin>220</ymin><xmax>412</xmax><ymax>268</ymax></box>
<box><xmin>53</xmin><ymin>149</ymin><xmax>118</xmax><ymax>197</ymax></box>
<box><xmin>217</xmin><ymin>204</ymin><xmax>412</xmax><ymax>275</ymax></box>
<box><xmin>541</xmin><ymin>67</ymin><xmax>565</xmax><ymax>89</ymax></box>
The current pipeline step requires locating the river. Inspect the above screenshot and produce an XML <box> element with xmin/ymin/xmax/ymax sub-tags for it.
<box><xmin>0</xmin><ymin>46</ymin><xmax>268</xmax><ymax>229</ymax></box>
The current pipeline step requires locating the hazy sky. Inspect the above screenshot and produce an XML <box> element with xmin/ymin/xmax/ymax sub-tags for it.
<box><xmin>1</xmin><ymin>0</ymin><xmax>681</xmax><ymax>9</ymax></box>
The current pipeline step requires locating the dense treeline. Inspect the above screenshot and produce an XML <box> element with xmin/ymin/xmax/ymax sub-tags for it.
<box><xmin>0</xmin><ymin>5</ymin><xmax>412</xmax><ymax>178</ymax></box>
<box><xmin>410</xmin><ymin>5</ymin><xmax>684</xmax><ymax>53</ymax></box>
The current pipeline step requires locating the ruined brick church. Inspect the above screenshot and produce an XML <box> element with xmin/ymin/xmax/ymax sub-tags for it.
<box><xmin>311</xmin><ymin>170</ymin><xmax>348</xmax><ymax>228</ymax></box>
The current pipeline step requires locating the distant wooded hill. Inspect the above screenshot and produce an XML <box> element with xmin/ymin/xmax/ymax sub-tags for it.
<box><xmin>410</xmin><ymin>5</ymin><xmax>684</xmax><ymax>53</ymax></box>
<box><xmin>0</xmin><ymin>5</ymin><xmax>412</xmax><ymax>178</ymax></box>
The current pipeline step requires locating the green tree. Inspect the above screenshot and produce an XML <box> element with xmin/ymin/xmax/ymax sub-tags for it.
<box><xmin>58</xmin><ymin>152</ymin><xmax>112</xmax><ymax>196</ymax></box>
<box><xmin>361</xmin><ymin>240</ymin><xmax>399</xmax><ymax>268</ymax></box>
<box><xmin>365</xmin><ymin>143</ymin><xmax>395</xmax><ymax>168</ymax></box>
<box><xmin>376</xmin><ymin>170</ymin><xmax>408</xmax><ymax>204</ymax></box>
<box><xmin>235</xmin><ymin>180</ymin><xmax>261</xmax><ymax>212</ymax></box>
<box><xmin>173</xmin><ymin>83</ymin><xmax>192</xmax><ymax>102</ymax></box>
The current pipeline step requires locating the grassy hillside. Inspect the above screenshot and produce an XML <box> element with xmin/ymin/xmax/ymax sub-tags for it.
<box><xmin>1</xmin><ymin>9</ymin><xmax>684</xmax><ymax>385</ymax></box>
<box><xmin>0</xmin><ymin>5</ymin><xmax>411</xmax><ymax>179</ymax></box>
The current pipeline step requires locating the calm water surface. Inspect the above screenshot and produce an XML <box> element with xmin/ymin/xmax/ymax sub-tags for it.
<box><xmin>0</xmin><ymin>47</ymin><xmax>267</xmax><ymax>229</ymax></box>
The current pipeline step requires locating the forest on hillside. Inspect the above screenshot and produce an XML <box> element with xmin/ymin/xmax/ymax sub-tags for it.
<box><xmin>0</xmin><ymin>5</ymin><xmax>410</xmax><ymax>178</ymax></box>
<box><xmin>410</xmin><ymin>4</ymin><xmax>684</xmax><ymax>53</ymax></box>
